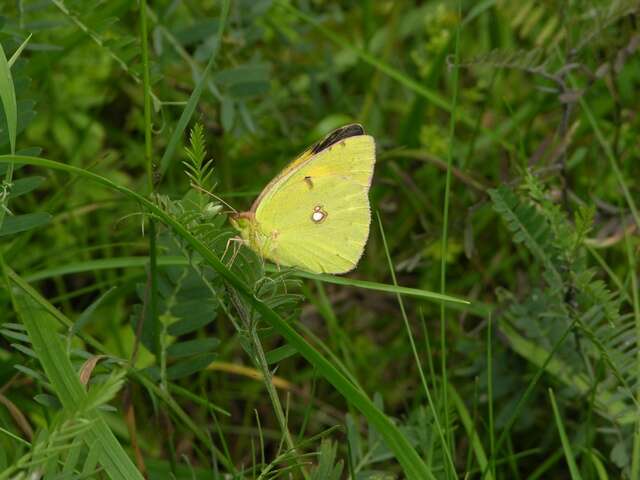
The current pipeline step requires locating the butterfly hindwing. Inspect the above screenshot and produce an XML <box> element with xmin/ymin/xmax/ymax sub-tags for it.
<box><xmin>254</xmin><ymin>133</ymin><xmax>375</xmax><ymax>273</ymax></box>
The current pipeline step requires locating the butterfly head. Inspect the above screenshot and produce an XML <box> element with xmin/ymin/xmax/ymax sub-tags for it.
<box><xmin>229</xmin><ymin>211</ymin><xmax>252</xmax><ymax>226</ymax></box>
<box><xmin>229</xmin><ymin>211</ymin><xmax>255</xmax><ymax>240</ymax></box>
<box><xmin>229</xmin><ymin>212</ymin><xmax>273</xmax><ymax>258</ymax></box>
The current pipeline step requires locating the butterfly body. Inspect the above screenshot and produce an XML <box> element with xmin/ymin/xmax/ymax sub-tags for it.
<box><xmin>230</xmin><ymin>124</ymin><xmax>375</xmax><ymax>274</ymax></box>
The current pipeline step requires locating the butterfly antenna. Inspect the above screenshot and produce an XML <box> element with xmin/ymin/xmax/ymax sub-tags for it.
<box><xmin>190</xmin><ymin>182</ymin><xmax>237</xmax><ymax>213</ymax></box>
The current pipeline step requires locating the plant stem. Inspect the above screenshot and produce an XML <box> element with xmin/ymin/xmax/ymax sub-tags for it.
<box><xmin>626</xmin><ymin>230</ymin><xmax>640</xmax><ymax>478</ymax></box>
<box><xmin>139</xmin><ymin>0</ymin><xmax>159</xmax><ymax>356</ymax></box>
<box><xmin>377</xmin><ymin>212</ymin><xmax>456</xmax><ymax>476</ymax></box>
<box><xmin>487</xmin><ymin>313</ymin><xmax>496</xmax><ymax>478</ymax></box>
<box><xmin>249</xmin><ymin>326</ymin><xmax>309</xmax><ymax>479</ymax></box>
<box><xmin>440</xmin><ymin>3</ymin><xmax>461</xmax><ymax>466</ymax></box>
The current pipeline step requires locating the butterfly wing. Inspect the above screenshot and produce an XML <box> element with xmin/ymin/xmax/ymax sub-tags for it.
<box><xmin>254</xmin><ymin>133</ymin><xmax>375</xmax><ymax>274</ymax></box>
<box><xmin>248</xmin><ymin>124</ymin><xmax>367</xmax><ymax>211</ymax></box>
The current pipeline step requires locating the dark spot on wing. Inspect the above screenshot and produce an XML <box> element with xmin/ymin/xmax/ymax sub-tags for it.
<box><xmin>311</xmin><ymin>124</ymin><xmax>365</xmax><ymax>154</ymax></box>
<box><xmin>304</xmin><ymin>176</ymin><xmax>313</xmax><ymax>189</ymax></box>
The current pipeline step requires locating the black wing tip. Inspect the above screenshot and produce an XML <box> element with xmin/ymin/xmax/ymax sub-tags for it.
<box><xmin>311</xmin><ymin>124</ymin><xmax>366</xmax><ymax>154</ymax></box>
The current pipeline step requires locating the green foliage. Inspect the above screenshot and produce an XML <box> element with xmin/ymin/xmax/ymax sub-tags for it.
<box><xmin>489</xmin><ymin>185</ymin><xmax>562</xmax><ymax>284</ymax></box>
<box><xmin>0</xmin><ymin>211</ymin><xmax>51</xmax><ymax>236</ymax></box>
<box><xmin>183</xmin><ymin>123</ymin><xmax>215</xmax><ymax>193</ymax></box>
<box><xmin>310</xmin><ymin>440</ymin><xmax>343</xmax><ymax>480</ymax></box>
<box><xmin>490</xmin><ymin>174</ymin><xmax>637</xmax><ymax>472</ymax></box>
<box><xmin>49</xmin><ymin>0</ymin><xmax>151</xmax><ymax>91</ymax></box>
<box><xmin>0</xmin><ymin>37</ymin><xmax>47</xmax><ymax>237</ymax></box>
<box><xmin>4</xmin><ymin>291</ymin><xmax>141</xmax><ymax>479</ymax></box>
<box><xmin>0</xmin><ymin>0</ymin><xmax>639</xmax><ymax>478</ymax></box>
<box><xmin>1</xmin><ymin>370</ymin><xmax>127</xmax><ymax>479</ymax></box>
<box><xmin>129</xmin><ymin>242</ymin><xmax>221</xmax><ymax>378</ymax></box>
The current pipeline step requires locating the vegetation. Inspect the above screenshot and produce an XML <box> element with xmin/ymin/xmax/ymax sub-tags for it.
<box><xmin>0</xmin><ymin>1</ymin><xmax>638</xmax><ymax>478</ymax></box>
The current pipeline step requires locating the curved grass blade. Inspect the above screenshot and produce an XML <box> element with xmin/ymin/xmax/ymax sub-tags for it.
<box><xmin>548</xmin><ymin>389</ymin><xmax>583</xmax><ymax>480</ymax></box>
<box><xmin>0</xmin><ymin>41</ymin><xmax>17</xmax><ymax>154</ymax></box>
<box><xmin>6</xmin><ymin>285</ymin><xmax>143</xmax><ymax>479</ymax></box>
<box><xmin>25</xmin><ymin>256</ymin><xmax>471</xmax><ymax>308</ymax></box>
<box><xmin>158</xmin><ymin>0</ymin><xmax>230</xmax><ymax>176</ymax></box>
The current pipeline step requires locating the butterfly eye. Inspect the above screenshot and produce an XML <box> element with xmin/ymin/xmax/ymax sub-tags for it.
<box><xmin>311</xmin><ymin>205</ymin><xmax>327</xmax><ymax>223</ymax></box>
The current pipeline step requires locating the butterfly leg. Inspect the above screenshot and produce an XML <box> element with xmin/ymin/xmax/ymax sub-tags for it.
<box><xmin>222</xmin><ymin>236</ymin><xmax>245</xmax><ymax>268</ymax></box>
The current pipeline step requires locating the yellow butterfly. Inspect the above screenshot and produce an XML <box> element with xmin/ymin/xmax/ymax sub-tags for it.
<box><xmin>230</xmin><ymin>124</ymin><xmax>376</xmax><ymax>274</ymax></box>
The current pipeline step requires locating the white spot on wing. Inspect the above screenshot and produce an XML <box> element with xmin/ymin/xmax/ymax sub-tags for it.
<box><xmin>311</xmin><ymin>205</ymin><xmax>327</xmax><ymax>223</ymax></box>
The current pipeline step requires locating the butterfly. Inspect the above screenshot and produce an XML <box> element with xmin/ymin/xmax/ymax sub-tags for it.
<box><xmin>230</xmin><ymin>124</ymin><xmax>376</xmax><ymax>274</ymax></box>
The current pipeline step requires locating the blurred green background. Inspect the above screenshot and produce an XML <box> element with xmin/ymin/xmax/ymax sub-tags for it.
<box><xmin>0</xmin><ymin>1</ymin><xmax>639</xmax><ymax>478</ymax></box>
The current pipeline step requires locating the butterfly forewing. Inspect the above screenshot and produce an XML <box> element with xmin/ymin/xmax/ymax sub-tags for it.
<box><xmin>311</xmin><ymin>124</ymin><xmax>365</xmax><ymax>154</ymax></box>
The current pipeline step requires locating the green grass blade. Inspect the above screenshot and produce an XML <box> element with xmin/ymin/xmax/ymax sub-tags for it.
<box><xmin>439</xmin><ymin>3</ymin><xmax>461</xmax><ymax>465</ymax></box>
<box><xmin>8</xmin><ymin>285</ymin><xmax>143</xmax><ymax>479</ymax></box>
<box><xmin>23</xmin><ymin>256</ymin><xmax>186</xmax><ymax>282</ymax></box>
<box><xmin>278</xmin><ymin>1</ymin><xmax>514</xmax><ymax>152</ymax></box>
<box><xmin>288</xmin><ymin>269</ymin><xmax>470</xmax><ymax>305</ymax></box>
<box><xmin>6</xmin><ymin>266</ymin><xmax>108</xmax><ymax>354</ymax></box>
<box><xmin>577</xmin><ymin>93</ymin><xmax>640</xmax><ymax>230</ymax></box>
<box><xmin>0</xmin><ymin>41</ymin><xmax>17</xmax><ymax>154</ymax></box>
<box><xmin>548</xmin><ymin>388</ymin><xmax>583</xmax><ymax>480</ymax></box>
<box><xmin>8</xmin><ymin>34</ymin><xmax>32</xmax><ymax>68</ymax></box>
<box><xmin>448</xmin><ymin>384</ymin><xmax>493</xmax><ymax>480</ymax></box>
<box><xmin>158</xmin><ymin>0</ymin><xmax>230</xmax><ymax>176</ymax></box>
<box><xmin>0</xmin><ymin>39</ymin><xmax>18</xmax><ymax>233</ymax></box>
<box><xmin>377</xmin><ymin>211</ymin><xmax>455</xmax><ymax>476</ymax></box>
<box><xmin>626</xmin><ymin>229</ymin><xmax>640</xmax><ymax>478</ymax></box>
<box><xmin>25</xmin><ymin>256</ymin><xmax>471</xmax><ymax>306</ymax></box>
<box><xmin>558</xmin><ymin>45</ymin><xmax>640</xmax><ymax>231</ymax></box>
<box><xmin>487</xmin><ymin>313</ymin><xmax>496</xmax><ymax>478</ymax></box>
<box><xmin>280</xmin><ymin>2</ymin><xmax>450</xmax><ymax>111</ymax></box>
<box><xmin>140</xmin><ymin>0</ymin><xmax>160</xmax><ymax>356</ymax></box>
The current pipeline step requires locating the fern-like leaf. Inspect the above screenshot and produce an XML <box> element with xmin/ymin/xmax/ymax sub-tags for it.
<box><xmin>183</xmin><ymin>122</ymin><xmax>215</xmax><ymax>191</ymax></box>
<box><xmin>489</xmin><ymin>185</ymin><xmax>563</xmax><ymax>286</ymax></box>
